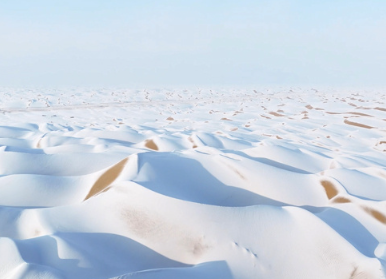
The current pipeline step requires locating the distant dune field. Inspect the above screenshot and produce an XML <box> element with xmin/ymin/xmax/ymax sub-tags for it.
<box><xmin>0</xmin><ymin>88</ymin><xmax>385</xmax><ymax>279</ymax></box>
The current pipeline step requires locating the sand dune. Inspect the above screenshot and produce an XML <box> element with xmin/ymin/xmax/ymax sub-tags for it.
<box><xmin>0</xmin><ymin>87</ymin><xmax>385</xmax><ymax>278</ymax></box>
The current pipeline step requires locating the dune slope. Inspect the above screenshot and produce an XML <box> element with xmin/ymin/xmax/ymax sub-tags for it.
<box><xmin>0</xmin><ymin>87</ymin><xmax>385</xmax><ymax>279</ymax></box>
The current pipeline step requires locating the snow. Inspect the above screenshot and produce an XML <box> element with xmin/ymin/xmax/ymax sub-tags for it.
<box><xmin>0</xmin><ymin>87</ymin><xmax>385</xmax><ymax>278</ymax></box>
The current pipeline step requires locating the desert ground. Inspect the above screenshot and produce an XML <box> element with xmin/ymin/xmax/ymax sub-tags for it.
<box><xmin>0</xmin><ymin>87</ymin><xmax>385</xmax><ymax>279</ymax></box>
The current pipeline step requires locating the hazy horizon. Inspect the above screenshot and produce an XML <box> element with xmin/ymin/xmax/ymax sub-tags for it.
<box><xmin>1</xmin><ymin>0</ymin><xmax>386</xmax><ymax>88</ymax></box>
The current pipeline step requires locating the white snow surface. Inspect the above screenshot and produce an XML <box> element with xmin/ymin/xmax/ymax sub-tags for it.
<box><xmin>0</xmin><ymin>87</ymin><xmax>385</xmax><ymax>279</ymax></box>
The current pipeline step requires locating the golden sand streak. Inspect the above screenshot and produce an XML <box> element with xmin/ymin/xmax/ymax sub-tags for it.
<box><xmin>375</xmin><ymin>107</ymin><xmax>386</xmax><ymax>112</ymax></box>
<box><xmin>320</xmin><ymin>180</ymin><xmax>338</xmax><ymax>199</ymax></box>
<box><xmin>269</xmin><ymin>112</ymin><xmax>284</xmax><ymax>117</ymax></box>
<box><xmin>84</xmin><ymin>158</ymin><xmax>129</xmax><ymax>201</ymax></box>
<box><xmin>332</xmin><ymin>197</ymin><xmax>351</xmax><ymax>204</ymax></box>
<box><xmin>362</xmin><ymin>206</ymin><xmax>386</xmax><ymax>224</ymax></box>
<box><xmin>344</xmin><ymin>119</ymin><xmax>373</xmax><ymax>129</ymax></box>
<box><xmin>347</xmin><ymin>112</ymin><xmax>372</xmax><ymax>117</ymax></box>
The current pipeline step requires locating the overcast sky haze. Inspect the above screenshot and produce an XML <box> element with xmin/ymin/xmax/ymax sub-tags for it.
<box><xmin>1</xmin><ymin>0</ymin><xmax>386</xmax><ymax>87</ymax></box>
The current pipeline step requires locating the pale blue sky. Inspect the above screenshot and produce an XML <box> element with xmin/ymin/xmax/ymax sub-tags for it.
<box><xmin>1</xmin><ymin>0</ymin><xmax>385</xmax><ymax>87</ymax></box>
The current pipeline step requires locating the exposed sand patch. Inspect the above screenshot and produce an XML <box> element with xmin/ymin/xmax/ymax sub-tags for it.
<box><xmin>332</xmin><ymin>197</ymin><xmax>351</xmax><ymax>204</ymax></box>
<box><xmin>348</xmin><ymin>112</ymin><xmax>372</xmax><ymax>117</ymax></box>
<box><xmin>84</xmin><ymin>157</ymin><xmax>129</xmax><ymax>200</ymax></box>
<box><xmin>362</xmin><ymin>206</ymin><xmax>386</xmax><ymax>224</ymax></box>
<box><xmin>356</xmin><ymin>106</ymin><xmax>371</xmax><ymax>110</ymax></box>
<box><xmin>344</xmin><ymin>119</ymin><xmax>373</xmax><ymax>129</ymax></box>
<box><xmin>269</xmin><ymin>112</ymin><xmax>284</xmax><ymax>117</ymax></box>
<box><xmin>188</xmin><ymin>137</ymin><xmax>198</xmax><ymax>148</ymax></box>
<box><xmin>145</xmin><ymin>139</ymin><xmax>159</xmax><ymax>151</ymax></box>
<box><xmin>320</xmin><ymin>180</ymin><xmax>338</xmax><ymax>199</ymax></box>
<box><xmin>374</xmin><ymin>107</ymin><xmax>386</xmax><ymax>112</ymax></box>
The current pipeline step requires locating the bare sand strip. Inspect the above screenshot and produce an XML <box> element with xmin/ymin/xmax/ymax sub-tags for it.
<box><xmin>84</xmin><ymin>157</ymin><xmax>129</xmax><ymax>200</ymax></box>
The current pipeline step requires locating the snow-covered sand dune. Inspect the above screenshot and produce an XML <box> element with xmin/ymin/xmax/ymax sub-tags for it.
<box><xmin>0</xmin><ymin>88</ymin><xmax>385</xmax><ymax>278</ymax></box>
